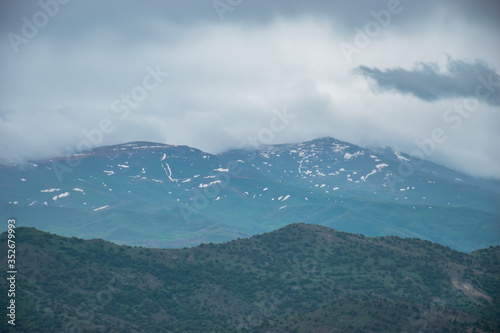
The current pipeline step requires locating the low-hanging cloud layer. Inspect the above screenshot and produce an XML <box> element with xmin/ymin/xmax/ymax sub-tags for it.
<box><xmin>0</xmin><ymin>0</ymin><xmax>499</xmax><ymax>179</ymax></box>
<box><xmin>357</xmin><ymin>59</ymin><xmax>500</xmax><ymax>106</ymax></box>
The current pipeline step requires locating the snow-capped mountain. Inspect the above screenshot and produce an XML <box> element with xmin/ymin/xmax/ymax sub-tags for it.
<box><xmin>222</xmin><ymin>137</ymin><xmax>500</xmax><ymax>212</ymax></box>
<box><xmin>1</xmin><ymin>137</ymin><xmax>499</xmax><ymax>251</ymax></box>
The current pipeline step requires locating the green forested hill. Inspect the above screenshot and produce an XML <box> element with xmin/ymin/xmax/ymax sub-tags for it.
<box><xmin>1</xmin><ymin>224</ymin><xmax>499</xmax><ymax>332</ymax></box>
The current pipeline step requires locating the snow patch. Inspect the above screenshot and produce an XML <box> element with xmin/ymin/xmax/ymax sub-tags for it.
<box><xmin>395</xmin><ymin>152</ymin><xmax>410</xmax><ymax>162</ymax></box>
<box><xmin>344</xmin><ymin>151</ymin><xmax>363</xmax><ymax>160</ymax></box>
<box><xmin>361</xmin><ymin>169</ymin><xmax>377</xmax><ymax>181</ymax></box>
<box><xmin>52</xmin><ymin>192</ymin><xmax>70</xmax><ymax>201</ymax></box>
<box><xmin>93</xmin><ymin>205</ymin><xmax>110</xmax><ymax>212</ymax></box>
<box><xmin>162</xmin><ymin>162</ymin><xmax>177</xmax><ymax>182</ymax></box>
<box><xmin>199</xmin><ymin>180</ymin><xmax>222</xmax><ymax>188</ymax></box>
<box><xmin>41</xmin><ymin>188</ymin><xmax>60</xmax><ymax>193</ymax></box>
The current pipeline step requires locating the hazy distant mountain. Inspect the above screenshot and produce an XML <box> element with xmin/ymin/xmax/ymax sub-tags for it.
<box><xmin>1</xmin><ymin>137</ymin><xmax>499</xmax><ymax>251</ymax></box>
<box><xmin>1</xmin><ymin>224</ymin><xmax>498</xmax><ymax>332</ymax></box>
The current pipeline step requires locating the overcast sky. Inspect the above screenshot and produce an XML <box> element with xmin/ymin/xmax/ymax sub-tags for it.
<box><xmin>1</xmin><ymin>0</ymin><xmax>499</xmax><ymax>179</ymax></box>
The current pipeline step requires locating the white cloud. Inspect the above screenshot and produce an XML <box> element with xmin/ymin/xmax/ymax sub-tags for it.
<box><xmin>0</xmin><ymin>1</ymin><xmax>499</xmax><ymax>179</ymax></box>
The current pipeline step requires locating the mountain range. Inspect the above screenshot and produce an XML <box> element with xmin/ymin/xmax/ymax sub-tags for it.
<box><xmin>1</xmin><ymin>137</ymin><xmax>499</xmax><ymax>252</ymax></box>
<box><xmin>1</xmin><ymin>224</ymin><xmax>499</xmax><ymax>332</ymax></box>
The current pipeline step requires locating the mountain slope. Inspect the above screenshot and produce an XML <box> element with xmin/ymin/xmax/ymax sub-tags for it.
<box><xmin>222</xmin><ymin>137</ymin><xmax>500</xmax><ymax>212</ymax></box>
<box><xmin>1</xmin><ymin>225</ymin><xmax>499</xmax><ymax>332</ymax></box>
<box><xmin>1</xmin><ymin>138</ymin><xmax>499</xmax><ymax>251</ymax></box>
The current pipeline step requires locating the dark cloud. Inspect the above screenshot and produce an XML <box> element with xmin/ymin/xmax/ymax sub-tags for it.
<box><xmin>0</xmin><ymin>0</ymin><xmax>499</xmax><ymax>179</ymax></box>
<box><xmin>2</xmin><ymin>0</ymin><xmax>499</xmax><ymax>38</ymax></box>
<box><xmin>357</xmin><ymin>59</ymin><xmax>500</xmax><ymax>106</ymax></box>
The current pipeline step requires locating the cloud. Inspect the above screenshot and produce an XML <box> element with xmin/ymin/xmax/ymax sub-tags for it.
<box><xmin>0</xmin><ymin>0</ymin><xmax>499</xmax><ymax>179</ymax></box>
<box><xmin>356</xmin><ymin>58</ymin><xmax>500</xmax><ymax>106</ymax></box>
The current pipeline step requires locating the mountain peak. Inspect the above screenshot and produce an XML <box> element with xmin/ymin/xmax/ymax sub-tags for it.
<box><xmin>2</xmin><ymin>137</ymin><xmax>499</xmax><ymax>252</ymax></box>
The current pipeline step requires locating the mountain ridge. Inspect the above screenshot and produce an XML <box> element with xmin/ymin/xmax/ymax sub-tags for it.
<box><xmin>1</xmin><ymin>137</ymin><xmax>499</xmax><ymax>252</ymax></box>
<box><xmin>1</xmin><ymin>224</ymin><xmax>499</xmax><ymax>332</ymax></box>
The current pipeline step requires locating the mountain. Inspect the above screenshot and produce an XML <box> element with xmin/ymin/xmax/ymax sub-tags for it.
<box><xmin>1</xmin><ymin>224</ymin><xmax>499</xmax><ymax>332</ymax></box>
<box><xmin>1</xmin><ymin>137</ymin><xmax>499</xmax><ymax>251</ymax></box>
